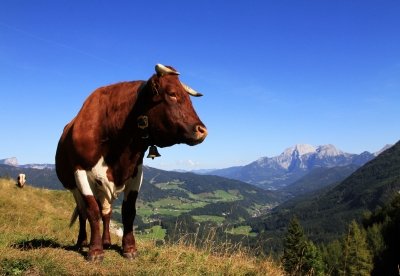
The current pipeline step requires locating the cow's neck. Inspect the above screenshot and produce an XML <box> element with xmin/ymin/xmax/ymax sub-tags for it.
<box><xmin>100</xmin><ymin>81</ymin><xmax>150</xmax><ymax>185</ymax></box>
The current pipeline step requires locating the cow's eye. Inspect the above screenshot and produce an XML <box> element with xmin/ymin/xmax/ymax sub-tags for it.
<box><xmin>168</xmin><ymin>92</ymin><xmax>177</xmax><ymax>100</ymax></box>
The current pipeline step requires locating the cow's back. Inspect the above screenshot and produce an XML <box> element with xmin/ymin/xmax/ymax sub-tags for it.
<box><xmin>55</xmin><ymin>81</ymin><xmax>143</xmax><ymax>190</ymax></box>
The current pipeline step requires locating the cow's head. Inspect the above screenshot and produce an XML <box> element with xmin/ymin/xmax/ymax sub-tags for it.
<box><xmin>140</xmin><ymin>64</ymin><xmax>207</xmax><ymax>148</ymax></box>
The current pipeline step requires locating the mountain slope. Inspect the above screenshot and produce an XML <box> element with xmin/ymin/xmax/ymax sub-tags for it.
<box><xmin>251</xmin><ymin>141</ymin><xmax>400</xmax><ymax>244</ymax></box>
<box><xmin>281</xmin><ymin>164</ymin><xmax>359</xmax><ymax>197</ymax></box>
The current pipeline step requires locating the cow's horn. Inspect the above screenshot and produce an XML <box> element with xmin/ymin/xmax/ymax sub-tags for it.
<box><xmin>155</xmin><ymin>64</ymin><xmax>180</xmax><ymax>76</ymax></box>
<box><xmin>182</xmin><ymin>82</ymin><xmax>203</xmax><ymax>97</ymax></box>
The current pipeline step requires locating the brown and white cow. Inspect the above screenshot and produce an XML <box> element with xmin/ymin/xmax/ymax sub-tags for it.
<box><xmin>55</xmin><ymin>64</ymin><xmax>207</xmax><ymax>261</ymax></box>
<box><xmin>17</xmin><ymin>173</ymin><xmax>26</xmax><ymax>188</ymax></box>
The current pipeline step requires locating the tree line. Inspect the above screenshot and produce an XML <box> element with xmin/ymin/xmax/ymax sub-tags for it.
<box><xmin>282</xmin><ymin>194</ymin><xmax>400</xmax><ymax>275</ymax></box>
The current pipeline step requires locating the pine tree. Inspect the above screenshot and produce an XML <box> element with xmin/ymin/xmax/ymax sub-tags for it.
<box><xmin>365</xmin><ymin>222</ymin><xmax>385</xmax><ymax>270</ymax></box>
<box><xmin>282</xmin><ymin>217</ymin><xmax>308</xmax><ymax>274</ymax></box>
<box><xmin>282</xmin><ymin>217</ymin><xmax>325</xmax><ymax>275</ymax></box>
<box><xmin>303</xmin><ymin>241</ymin><xmax>325</xmax><ymax>276</ymax></box>
<box><xmin>320</xmin><ymin>239</ymin><xmax>342</xmax><ymax>276</ymax></box>
<box><xmin>340</xmin><ymin>220</ymin><xmax>373</xmax><ymax>276</ymax></box>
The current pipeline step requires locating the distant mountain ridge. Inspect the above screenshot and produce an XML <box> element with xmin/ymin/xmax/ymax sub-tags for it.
<box><xmin>208</xmin><ymin>144</ymin><xmax>385</xmax><ymax>190</ymax></box>
<box><xmin>0</xmin><ymin>157</ymin><xmax>55</xmax><ymax>170</ymax></box>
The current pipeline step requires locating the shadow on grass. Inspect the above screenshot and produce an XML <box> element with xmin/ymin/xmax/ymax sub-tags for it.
<box><xmin>10</xmin><ymin>238</ymin><xmax>123</xmax><ymax>258</ymax></box>
<box><xmin>11</xmin><ymin>238</ymin><xmax>62</xmax><ymax>250</ymax></box>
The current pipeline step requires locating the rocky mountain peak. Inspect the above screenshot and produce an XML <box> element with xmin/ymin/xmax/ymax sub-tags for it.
<box><xmin>0</xmin><ymin>157</ymin><xmax>19</xmax><ymax>166</ymax></box>
<box><xmin>253</xmin><ymin>143</ymin><xmax>372</xmax><ymax>173</ymax></box>
<box><xmin>283</xmin><ymin>144</ymin><xmax>316</xmax><ymax>157</ymax></box>
<box><xmin>316</xmin><ymin>144</ymin><xmax>344</xmax><ymax>157</ymax></box>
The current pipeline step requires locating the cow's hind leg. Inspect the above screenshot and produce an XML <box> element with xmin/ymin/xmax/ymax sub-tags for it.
<box><xmin>99</xmin><ymin>196</ymin><xmax>112</xmax><ymax>248</ymax></box>
<box><xmin>98</xmin><ymin>198</ymin><xmax>118</xmax><ymax>250</ymax></box>
<box><xmin>71</xmin><ymin>190</ymin><xmax>88</xmax><ymax>248</ymax></box>
<box><xmin>85</xmin><ymin>195</ymin><xmax>103</xmax><ymax>261</ymax></box>
<box><xmin>77</xmin><ymin>212</ymin><xmax>88</xmax><ymax>248</ymax></box>
<box><xmin>101</xmin><ymin>212</ymin><xmax>111</xmax><ymax>248</ymax></box>
<box><xmin>74</xmin><ymin>170</ymin><xmax>104</xmax><ymax>261</ymax></box>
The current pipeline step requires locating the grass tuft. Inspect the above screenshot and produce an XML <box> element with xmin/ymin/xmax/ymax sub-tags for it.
<box><xmin>0</xmin><ymin>258</ymin><xmax>34</xmax><ymax>275</ymax></box>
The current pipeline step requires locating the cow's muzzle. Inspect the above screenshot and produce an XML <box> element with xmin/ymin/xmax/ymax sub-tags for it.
<box><xmin>188</xmin><ymin>125</ymin><xmax>207</xmax><ymax>145</ymax></box>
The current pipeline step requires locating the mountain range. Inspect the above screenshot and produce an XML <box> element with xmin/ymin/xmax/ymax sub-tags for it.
<box><xmin>206</xmin><ymin>144</ymin><xmax>390</xmax><ymax>190</ymax></box>
<box><xmin>249</xmin><ymin>140</ymin><xmax>400</xmax><ymax>246</ymax></box>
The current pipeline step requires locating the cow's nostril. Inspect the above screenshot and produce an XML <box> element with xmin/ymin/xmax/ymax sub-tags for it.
<box><xmin>196</xmin><ymin>125</ymin><xmax>208</xmax><ymax>137</ymax></box>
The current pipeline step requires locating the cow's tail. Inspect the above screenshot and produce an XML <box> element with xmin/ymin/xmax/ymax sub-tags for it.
<box><xmin>69</xmin><ymin>206</ymin><xmax>79</xmax><ymax>227</ymax></box>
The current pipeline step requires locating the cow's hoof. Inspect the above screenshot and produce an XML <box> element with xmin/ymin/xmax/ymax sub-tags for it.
<box><xmin>103</xmin><ymin>236</ymin><xmax>111</xmax><ymax>249</ymax></box>
<box><xmin>86</xmin><ymin>252</ymin><xmax>104</xmax><ymax>262</ymax></box>
<box><xmin>72</xmin><ymin>244</ymin><xmax>85</xmax><ymax>252</ymax></box>
<box><xmin>76</xmin><ymin>240</ymin><xmax>88</xmax><ymax>248</ymax></box>
<box><xmin>122</xmin><ymin>251</ymin><xmax>138</xmax><ymax>260</ymax></box>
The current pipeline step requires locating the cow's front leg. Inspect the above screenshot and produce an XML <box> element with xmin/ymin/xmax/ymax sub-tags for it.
<box><xmin>122</xmin><ymin>191</ymin><xmax>138</xmax><ymax>259</ymax></box>
<box><xmin>74</xmin><ymin>170</ymin><xmax>104</xmax><ymax>261</ymax></box>
<box><xmin>121</xmin><ymin>164</ymin><xmax>143</xmax><ymax>259</ymax></box>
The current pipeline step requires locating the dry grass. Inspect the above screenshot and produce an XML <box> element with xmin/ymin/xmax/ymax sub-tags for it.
<box><xmin>0</xmin><ymin>178</ymin><xmax>283</xmax><ymax>275</ymax></box>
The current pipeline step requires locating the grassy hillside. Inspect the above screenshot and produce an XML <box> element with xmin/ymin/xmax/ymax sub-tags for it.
<box><xmin>0</xmin><ymin>178</ymin><xmax>282</xmax><ymax>275</ymax></box>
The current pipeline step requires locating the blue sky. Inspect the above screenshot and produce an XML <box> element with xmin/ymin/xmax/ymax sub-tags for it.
<box><xmin>1</xmin><ymin>1</ymin><xmax>399</xmax><ymax>170</ymax></box>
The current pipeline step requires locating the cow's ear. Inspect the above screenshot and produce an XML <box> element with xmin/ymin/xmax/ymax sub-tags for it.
<box><xmin>150</xmin><ymin>76</ymin><xmax>161</xmax><ymax>96</ymax></box>
<box><xmin>141</xmin><ymin>76</ymin><xmax>163</xmax><ymax>101</ymax></box>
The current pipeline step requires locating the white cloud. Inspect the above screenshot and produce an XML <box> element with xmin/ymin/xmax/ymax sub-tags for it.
<box><xmin>146</xmin><ymin>159</ymin><xmax>203</xmax><ymax>171</ymax></box>
<box><xmin>176</xmin><ymin>159</ymin><xmax>201</xmax><ymax>167</ymax></box>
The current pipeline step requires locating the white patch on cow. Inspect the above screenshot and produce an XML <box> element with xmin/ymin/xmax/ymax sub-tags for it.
<box><xmin>74</xmin><ymin>170</ymin><xmax>93</xmax><ymax>196</ymax></box>
<box><xmin>123</xmin><ymin>164</ymin><xmax>143</xmax><ymax>201</ymax></box>
<box><xmin>74</xmin><ymin>156</ymin><xmax>124</xmax><ymax>216</ymax></box>
<box><xmin>87</xmin><ymin>156</ymin><xmax>124</xmax><ymax>203</ymax></box>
